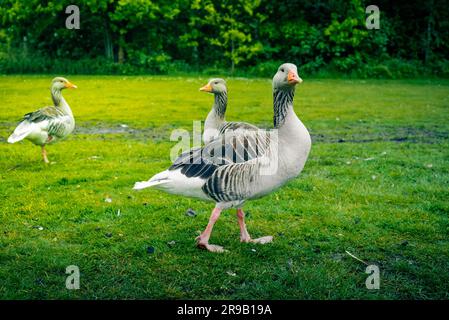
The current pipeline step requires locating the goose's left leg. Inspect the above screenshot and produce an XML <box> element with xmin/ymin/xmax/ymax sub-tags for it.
<box><xmin>196</xmin><ymin>207</ymin><xmax>226</xmax><ymax>253</ymax></box>
<box><xmin>41</xmin><ymin>146</ymin><xmax>49</xmax><ymax>164</ymax></box>
<box><xmin>237</xmin><ymin>208</ymin><xmax>273</xmax><ymax>244</ymax></box>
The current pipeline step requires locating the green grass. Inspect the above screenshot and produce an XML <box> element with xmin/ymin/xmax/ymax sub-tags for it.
<box><xmin>0</xmin><ymin>75</ymin><xmax>448</xmax><ymax>299</ymax></box>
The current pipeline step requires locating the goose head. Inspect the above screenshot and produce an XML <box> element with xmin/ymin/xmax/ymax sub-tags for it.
<box><xmin>273</xmin><ymin>63</ymin><xmax>302</xmax><ymax>90</ymax></box>
<box><xmin>51</xmin><ymin>77</ymin><xmax>77</xmax><ymax>91</ymax></box>
<box><xmin>199</xmin><ymin>78</ymin><xmax>227</xmax><ymax>94</ymax></box>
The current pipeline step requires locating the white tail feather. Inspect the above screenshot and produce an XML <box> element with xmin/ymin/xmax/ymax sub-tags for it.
<box><xmin>133</xmin><ymin>179</ymin><xmax>169</xmax><ymax>190</ymax></box>
<box><xmin>132</xmin><ymin>169</ymin><xmax>209</xmax><ymax>200</ymax></box>
<box><xmin>8</xmin><ymin>121</ymin><xmax>34</xmax><ymax>143</ymax></box>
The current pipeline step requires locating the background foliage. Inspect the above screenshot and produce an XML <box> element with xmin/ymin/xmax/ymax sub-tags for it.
<box><xmin>1</xmin><ymin>0</ymin><xmax>449</xmax><ymax>77</ymax></box>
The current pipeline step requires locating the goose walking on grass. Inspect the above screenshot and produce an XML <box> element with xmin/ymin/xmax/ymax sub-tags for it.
<box><xmin>200</xmin><ymin>78</ymin><xmax>258</xmax><ymax>143</ymax></box>
<box><xmin>7</xmin><ymin>77</ymin><xmax>77</xmax><ymax>163</ymax></box>
<box><xmin>134</xmin><ymin>63</ymin><xmax>310</xmax><ymax>252</ymax></box>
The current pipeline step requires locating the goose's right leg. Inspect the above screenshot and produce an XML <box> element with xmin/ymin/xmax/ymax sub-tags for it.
<box><xmin>41</xmin><ymin>146</ymin><xmax>49</xmax><ymax>164</ymax></box>
<box><xmin>196</xmin><ymin>207</ymin><xmax>226</xmax><ymax>253</ymax></box>
<box><xmin>237</xmin><ymin>208</ymin><xmax>273</xmax><ymax>244</ymax></box>
<box><xmin>237</xmin><ymin>208</ymin><xmax>251</xmax><ymax>242</ymax></box>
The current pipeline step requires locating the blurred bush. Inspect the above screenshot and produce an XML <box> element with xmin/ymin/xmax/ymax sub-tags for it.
<box><xmin>1</xmin><ymin>0</ymin><xmax>448</xmax><ymax>78</ymax></box>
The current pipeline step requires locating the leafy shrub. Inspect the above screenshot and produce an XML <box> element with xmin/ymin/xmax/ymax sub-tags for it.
<box><xmin>248</xmin><ymin>60</ymin><xmax>284</xmax><ymax>77</ymax></box>
<box><xmin>1</xmin><ymin>52</ymin><xmax>448</xmax><ymax>79</ymax></box>
<box><xmin>431</xmin><ymin>60</ymin><xmax>449</xmax><ymax>77</ymax></box>
<box><xmin>300</xmin><ymin>57</ymin><xmax>326</xmax><ymax>76</ymax></box>
<box><xmin>367</xmin><ymin>65</ymin><xmax>393</xmax><ymax>78</ymax></box>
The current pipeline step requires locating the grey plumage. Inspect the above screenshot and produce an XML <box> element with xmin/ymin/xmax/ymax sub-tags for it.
<box><xmin>201</xmin><ymin>78</ymin><xmax>258</xmax><ymax>143</ymax></box>
<box><xmin>136</xmin><ymin>64</ymin><xmax>308</xmax><ymax>206</ymax></box>
<box><xmin>170</xmin><ymin>129</ymin><xmax>273</xmax><ymax>203</ymax></box>
<box><xmin>273</xmin><ymin>88</ymin><xmax>294</xmax><ymax>128</ymax></box>
<box><xmin>7</xmin><ymin>77</ymin><xmax>77</xmax><ymax>162</ymax></box>
<box><xmin>213</xmin><ymin>91</ymin><xmax>227</xmax><ymax>118</ymax></box>
<box><xmin>134</xmin><ymin>63</ymin><xmax>310</xmax><ymax>252</ymax></box>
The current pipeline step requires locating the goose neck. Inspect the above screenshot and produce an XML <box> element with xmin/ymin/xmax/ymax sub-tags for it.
<box><xmin>213</xmin><ymin>92</ymin><xmax>227</xmax><ymax>119</ymax></box>
<box><xmin>51</xmin><ymin>88</ymin><xmax>73</xmax><ymax>117</ymax></box>
<box><xmin>51</xmin><ymin>88</ymin><xmax>62</xmax><ymax>107</ymax></box>
<box><xmin>273</xmin><ymin>87</ymin><xmax>295</xmax><ymax>128</ymax></box>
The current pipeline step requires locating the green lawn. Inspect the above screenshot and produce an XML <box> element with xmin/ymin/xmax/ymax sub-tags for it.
<box><xmin>0</xmin><ymin>75</ymin><xmax>448</xmax><ymax>299</ymax></box>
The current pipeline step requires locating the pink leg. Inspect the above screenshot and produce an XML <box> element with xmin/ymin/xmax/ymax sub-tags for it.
<box><xmin>237</xmin><ymin>209</ymin><xmax>251</xmax><ymax>242</ymax></box>
<box><xmin>236</xmin><ymin>208</ymin><xmax>273</xmax><ymax>244</ymax></box>
<box><xmin>196</xmin><ymin>207</ymin><xmax>226</xmax><ymax>253</ymax></box>
<box><xmin>41</xmin><ymin>146</ymin><xmax>49</xmax><ymax>164</ymax></box>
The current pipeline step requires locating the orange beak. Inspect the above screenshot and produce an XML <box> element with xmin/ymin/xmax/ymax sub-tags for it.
<box><xmin>199</xmin><ymin>83</ymin><xmax>212</xmax><ymax>92</ymax></box>
<box><xmin>65</xmin><ymin>81</ymin><xmax>77</xmax><ymax>89</ymax></box>
<box><xmin>287</xmin><ymin>71</ymin><xmax>302</xmax><ymax>85</ymax></box>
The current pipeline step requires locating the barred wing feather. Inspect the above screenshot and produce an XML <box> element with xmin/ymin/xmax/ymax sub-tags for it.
<box><xmin>169</xmin><ymin>130</ymin><xmax>276</xmax><ymax>202</ymax></box>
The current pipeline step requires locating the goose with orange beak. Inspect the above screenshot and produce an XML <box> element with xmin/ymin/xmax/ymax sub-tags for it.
<box><xmin>8</xmin><ymin>77</ymin><xmax>78</xmax><ymax>163</ymax></box>
<box><xmin>134</xmin><ymin>63</ymin><xmax>311</xmax><ymax>253</ymax></box>
<box><xmin>199</xmin><ymin>78</ymin><xmax>259</xmax><ymax>144</ymax></box>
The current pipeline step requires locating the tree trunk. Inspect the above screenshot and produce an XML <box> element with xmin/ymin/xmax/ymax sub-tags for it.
<box><xmin>103</xmin><ymin>19</ymin><xmax>114</xmax><ymax>61</ymax></box>
<box><xmin>424</xmin><ymin>0</ymin><xmax>434</xmax><ymax>65</ymax></box>
<box><xmin>230</xmin><ymin>37</ymin><xmax>235</xmax><ymax>75</ymax></box>
<box><xmin>118</xmin><ymin>44</ymin><xmax>124</xmax><ymax>64</ymax></box>
<box><xmin>22</xmin><ymin>36</ymin><xmax>28</xmax><ymax>58</ymax></box>
<box><xmin>117</xmin><ymin>34</ymin><xmax>126</xmax><ymax>64</ymax></box>
<box><xmin>193</xmin><ymin>46</ymin><xmax>199</xmax><ymax>72</ymax></box>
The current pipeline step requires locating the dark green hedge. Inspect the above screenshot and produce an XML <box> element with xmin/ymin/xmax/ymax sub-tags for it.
<box><xmin>1</xmin><ymin>0</ymin><xmax>448</xmax><ymax>78</ymax></box>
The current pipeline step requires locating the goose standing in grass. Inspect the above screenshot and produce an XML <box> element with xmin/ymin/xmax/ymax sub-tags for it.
<box><xmin>134</xmin><ymin>63</ymin><xmax>310</xmax><ymax>252</ymax></box>
<box><xmin>7</xmin><ymin>77</ymin><xmax>77</xmax><ymax>163</ymax></box>
<box><xmin>200</xmin><ymin>78</ymin><xmax>258</xmax><ymax>143</ymax></box>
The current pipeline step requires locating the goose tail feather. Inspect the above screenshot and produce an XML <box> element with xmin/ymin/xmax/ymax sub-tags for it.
<box><xmin>133</xmin><ymin>179</ymin><xmax>168</xmax><ymax>190</ymax></box>
<box><xmin>133</xmin><ymin>170</ymin><xmax>170</xmax><ymax>190</ymax></box>
<box><xmin>8</xmin><ymin>121</ymin><xmax>34</xmax><ymax>143</ymax></box>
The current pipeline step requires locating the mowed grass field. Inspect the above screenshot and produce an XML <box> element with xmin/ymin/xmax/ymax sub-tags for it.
<box><xmin>0</xmin><ymin>75</ymin><xmax>448</xmax><ymax>299</ymax></box>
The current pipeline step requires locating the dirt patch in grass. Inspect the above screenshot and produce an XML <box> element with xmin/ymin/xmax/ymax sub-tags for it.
<box><xmin>75</xmin><ymin>122</ymin><xmax>449</xmax><ymax>144</ymax></box>
<box><xmin>310</xmin><ymin>124</ymin><xmax>449</xmax><ymax>144</ymax></box>
<box><xmin>2</xmin><ymin>121</ymin><xmax>447</xmax><ymax>144</ymax></box>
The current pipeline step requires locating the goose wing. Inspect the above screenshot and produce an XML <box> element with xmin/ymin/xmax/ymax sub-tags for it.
<box><xmin>22</xmin><ymin>106</ymin><xmax>63</xmax><ymax>123</ymax></box>
<box><xmin>8</xmin><ymin>106</ymin><xmax>65</xmax><ymax>143</ymax></box>
<box><xmin>22</xmin><ymin>106</ymin><xmax>71</xmax><ymax>138</ymax></box>
<box><xmin>170</xmin><ymin>130</ymin><xmax>275</xmax><ymax>202</ymax></box>
<box><xmin>218</xmin><ymin>121</ymin><xmax>259</xmax><ymax>136</ymax></box>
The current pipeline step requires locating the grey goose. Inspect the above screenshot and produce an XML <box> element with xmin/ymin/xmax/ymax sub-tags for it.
<box><xmin>134</xmin><ymin>63</ymin><xmax>311</xmax><ymax>252</ymax></box>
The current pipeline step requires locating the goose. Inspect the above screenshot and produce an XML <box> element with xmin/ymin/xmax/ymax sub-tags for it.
<box><xmin>200</xmin><ymin>78</ymin><xmax>258</xmax><ymax>144</ymax></box>
<box><xmin>7</xmin><ymin>77</ymin><xmax>77</xmax><ymax>163</ymax></box>
<box><xmin>134</xmin><ymin>63</ymin><xmax>311</xmax><ymax>252</ymax></box>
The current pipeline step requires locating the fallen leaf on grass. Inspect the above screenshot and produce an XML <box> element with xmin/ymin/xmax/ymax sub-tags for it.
<box><xmin>167</xmin><ymin>241</ymin><xmax>176</xmax><ymax>247</ymax></box>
